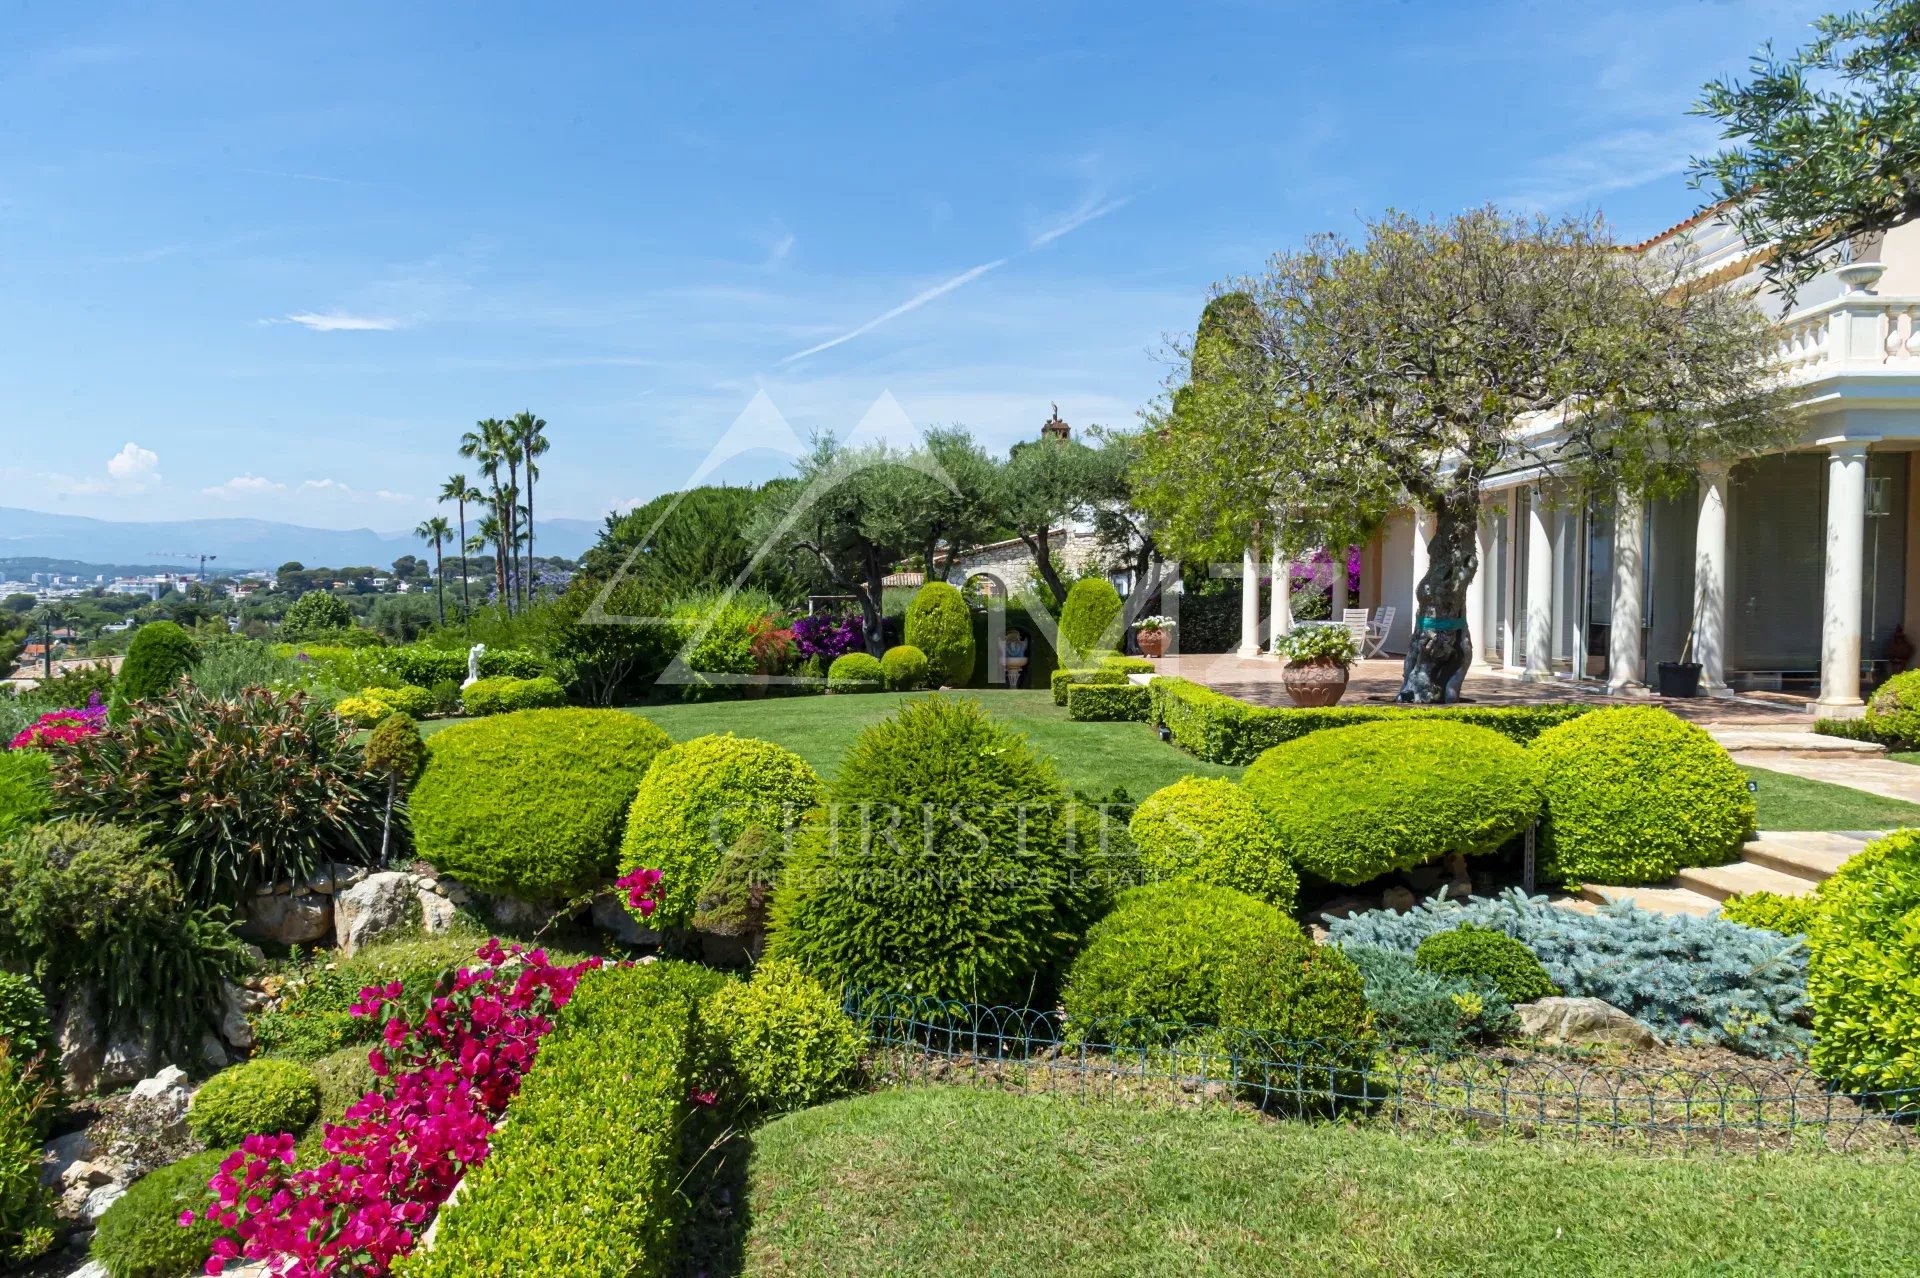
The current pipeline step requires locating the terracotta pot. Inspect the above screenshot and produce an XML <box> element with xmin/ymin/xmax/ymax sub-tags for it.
<box><xmin>1137</xmin><ymin>629</ymin><xmax>1168</xmax><ymax>658</ymax></box>
<box><xmin>1281</xmin><ymin>657</ymin><xmax>1349</xmax><ymax>707</ymax></box>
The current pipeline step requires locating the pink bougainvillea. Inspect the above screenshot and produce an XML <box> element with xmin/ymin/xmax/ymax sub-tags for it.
<box><xmin>187</xmin><ymin>936</ymin><xmax>613</xmax><ymax>1277</ymax></box>
<box><xmin>615</xmin><ymin>865</ymin><xmax>663</xmax><ymax>915</ymax></box>
<box><xmin>8</xmin><ymin>692</ymin><xmax>107</xmax><ymax>750</ymax></box>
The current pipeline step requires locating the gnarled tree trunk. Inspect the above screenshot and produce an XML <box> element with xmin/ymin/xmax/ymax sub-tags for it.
<box><xmin>1397</xmin><ymin>489</ymin><xmax>1479</xmax><ymax>703</ymax></box>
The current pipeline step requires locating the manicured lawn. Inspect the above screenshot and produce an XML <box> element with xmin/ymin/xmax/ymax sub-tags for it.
<box><xmin>733</xmin><ymin>1088</ymin><xmax>1920</xmax><ymax>1277</ymax></box>
<box><xmin>1742</xmin><ymin>764</ymin><xmax>1920</xmax><ymax>830</ymax></box>
<box><xmin>424</xmin><ymin>690</ymin><xmax>1239</xmax><ymax>797</ymax></box>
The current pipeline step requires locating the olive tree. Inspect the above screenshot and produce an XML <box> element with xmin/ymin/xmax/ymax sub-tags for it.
<box><xmin>1202</xmin><ymin>207</ymin><xmax>1799</xmax><ymax>702</ymax></box>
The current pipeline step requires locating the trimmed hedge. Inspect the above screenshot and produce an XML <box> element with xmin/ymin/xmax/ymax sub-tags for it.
<box><xmin>879</xmin><ymin>644</ymin><xmax>930</xmax><ymax>692</ymax></box>
<box><xmin>1148</xmin><ymin>676</ymin><xmax>1590</xmax><ymax>765</ymax></box>
<box><xmin>0</xmin><ymin>749</ymin><xmax>50</xmax><ymax>843</ymax></box>
<box><xmin>768</xmin><ymin>697</ymin><xmax>1094</xmax><ymax>1005</ymax></box>
<box><xmin>410</xmin><ymin>709</ymin><xmax>673</xmax><ymax>900</ymax></box>
<box><xmin>1058</xmin><ymin>578</ymin><xmax>1124</xmax><ymax>661</ymax></box>
<box><xmin>1720</xmin><ymin>890</ymin><xmax>1821</xmax><ymax>936</ymax></box>
<box><xmin>1531</xmin><ymin>707</ymin><xmax>1754</xmax><ymax>885</ymax></box>
<box><xmin>618</xmin><ymin>733</ymin><xmax>823</xmax><ymax>927</ymax></box>
<box><xmin>704</xmin><ymin>957</ymin><xmax>864</xmax><ymax>1114</ymax></box>
<box><xmin>1809</xmin><ymin>829</ymin><xmax>1920</xmax><ymax>1094</ymax></box>
<box><xmin>188</xmin><ymin>1058</ymin><xmax>320</xmax><ymax>1147</ymax></box>
<box><xmin>1101</xmin><ymin>655</ymin><xmax>1155</xmax><ymax>675</ymax></box>
<box><xmin>1051</xmin><ymin>665</ymin><xmax>1127</xmax><ymax>706</ymax></box>
<box><xmin>826</xmin><ymin>652</ymin><xmax>884</xmax><ymax>693</ymax></box>
<box><xmin>1863</xmin><ymin>670</ymin><xmax>1920</xmax><ymax>747</ymax></box>
<box><xmin>334</xmin><ymin>684</ymin><xmax>436</xmax><ymax>727</ymax></box>
<box><xmin>904</xmin><ymin>582</ymin><xmax>975</xmax><ymax>687</ymax></box>
<box><xmin>1065</xmin><ymin>682</ymin><xmax>1151</xmax><ymax>722</ymax></box>
<box><xmin>91</xmin><ymin>1148</ymin><xmax>236</xmax><ymax>1278</ymax></box>
<box><xmin>461</xmin><ymin>675</ymin><xmax>566</xmax><ymax>716</ymax></box>
<box><xmin>1243</xmin><ymin>719</ymin><xmax>1540</xmax><ymax>885</ymax></box>
<box><xmin>111</xmin><ymin>621</ymin><xmax>197</xmax><ymax>720</ymax></box>
<box><xmin>1128</xmin><ymin>778</ymin><xmax>1298</xmax><ymax>912</ymax></box>
<box><xmin>395</xmin><ymin>963</ymin><xmax>700</xmax><ymax>1278</ymax></box>
<box><xmin>1414</xmin><ymin>925</ymin><xmax>1557</xmax><ymax>1006</ymax></box>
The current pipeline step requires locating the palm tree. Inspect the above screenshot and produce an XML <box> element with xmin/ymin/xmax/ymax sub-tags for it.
<box><xmin>438</xmin><ymin>474</ymin><xmax>481</xmax><ymax>621</ymax></box>
<box><xmin>415</xmin><ymin>516</ymin><xmax>451</xmax><ymax>627</ymax></box>
<box><xmin>508</xmin><ymin>410</ymin><xmax>549</xmax><ymax>606</ymax></box>
<box><xmin>474</xmin><ymin>513</ymin><xmax>507</xmax><ymax>608</ymax></box>
<box><xmin>459</xmin><ymin>420</ymin><xmax>512</xmax><ymax>615</ymax></box>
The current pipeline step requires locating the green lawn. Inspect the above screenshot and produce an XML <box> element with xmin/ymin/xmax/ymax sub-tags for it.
<box><xmin>1743</xmin><ymin>764</ymin><xmax>1920</xmax><ymax>830</ymax></box>
<box><xmin>726</xmin><ymin>1088</ymin><xmax>1919</xmax><ymax>1277</ymax></box>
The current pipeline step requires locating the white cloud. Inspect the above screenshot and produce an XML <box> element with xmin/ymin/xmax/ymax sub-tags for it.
<box><xmin>302</xmin><ymin>478</ymin><xmax>352</xmax><ymax>493</ymax></box>
<box><xmin>374</xmin><ymin>489</ymin><xmax>410</xmax><ymax>502</ymax></box>
<box><xmin>279</xmin><ymin>311</ymin><xmax>403</xmax><ymax>332</ymax></box>
<box><xmin>105</xmin><ymin>441</ymin><xmax>159</xmax><ymax>485</ymax></box>
<box><xmin>203</xmin><ymin>474</ymin><xmax>287</xmax><ymax>499</ymax></box>
<box><xmin>778</xmin><ymin>257</ymin><xmax>1009</xmax><ymax>366</ymax></box>
<box><xmin>1498</xmin><ymin>122</ymin><xmax>1719</xmax><ymax>213</ymax></box>
<box><xmin>1028</xmin><ymin>195</ymin><xmax>1131</xmax><ymax>249</ymax></box>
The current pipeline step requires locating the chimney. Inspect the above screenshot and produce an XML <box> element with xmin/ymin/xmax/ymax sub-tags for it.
<box><xmin>1041</xmin><ymin>402</ymin><xmax>1071</xmax><ymax>441</ymax></box>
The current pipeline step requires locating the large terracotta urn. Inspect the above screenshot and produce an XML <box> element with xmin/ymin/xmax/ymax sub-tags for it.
<box><xmin>1281</xmin><ymin>657</ymin><xmax>1349</xmax><ymax>707</ymax></box>
<box><xmin>1137</xmin><ymin>628</ymin><xmax>1168</xmax><ymax>659</ymax></box>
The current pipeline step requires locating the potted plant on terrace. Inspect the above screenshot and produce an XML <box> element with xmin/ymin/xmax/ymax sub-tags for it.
<box><xmin>1133</xmin><ymin>615</ymin><xmax>1176</xmax><ymax>659</ymax></box>
<box><xmin>1278</xmin><ymin>622</ymin><xmax>1357</xmax><ymax>707</ymax></box>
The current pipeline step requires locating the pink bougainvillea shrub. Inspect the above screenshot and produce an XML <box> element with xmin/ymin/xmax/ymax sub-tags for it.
<box><xmin>8</xmin><ymin>693</ymin><xmax>108</xmax><ymax>750</ymax></box>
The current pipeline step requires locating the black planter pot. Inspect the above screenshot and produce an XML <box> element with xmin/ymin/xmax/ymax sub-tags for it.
<box><xmin>1656</xmin><ymin>661</ymin><xmax>1702</xmax><ymax>698</ymax></box>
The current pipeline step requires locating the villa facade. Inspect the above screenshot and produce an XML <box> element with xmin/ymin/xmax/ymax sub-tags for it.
<box><xmin>1232</xmin><ymin>210</ymin><xmax>1920</xmax><ymax>717</ymax></box>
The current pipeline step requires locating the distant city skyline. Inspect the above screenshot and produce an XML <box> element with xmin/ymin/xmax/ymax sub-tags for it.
<box><xmin>0</xmin><ymin>0</ymin><xmax>1832</xmax><ymax>530</ymax></box>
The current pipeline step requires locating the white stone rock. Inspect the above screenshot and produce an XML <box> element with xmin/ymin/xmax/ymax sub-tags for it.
<box><xmin>68</xmin><ymin>1261</ymin><xmax>110</xmax><ymax>1278</ymax></box>
<box><xmin>130</xmin><ymin>1065</ymin><xmax>188</xmax><ymax>1102</ymax></box>
<box><xmin>417</xmin><ymin>889</ymin><xmax>457</xmax><ymax>935</ymax></box>
<box><xmin>1515</xmin><ymin>997</ymin><xmax>1658</xmax><ymax>1050</ymax></box>
<box><xmin>96</xmin><ymin>1019</ymin><xmax>156</xmax><ymax>1092</ymax></box>
<box><xmin>335</xmin><ymin>871</ymin><xmax>416</xmax><ymax>956</ymax></box>
<box><xmin>40</xmin><ymin>1130</ymin><xmax>98</xmax><ymax>1187</ymax></box>
<box><xmin>436</xmin><ymin>875</ymin><xmax>474</xmax><ymax>906</ymax></box>
<box><xmin>488</xmin><ymin>894</ymin><xmax>551</xmax><ymax>930</ymax></box>
<box><xmin>80</xmin><ymin>1184</ymin><xmax>125</xmax><ymax>1223</ymax></box>
<box><xmin>218</xmin><ymin>981</ymin><xmax>261</xmax><ymax>1050</ymax></box>
<box><xmin>56</xmin><ymin>986</ymin><xmax>105</xmax><ymax>1096</ymax></box>
<box><xmin>241</xmin><ymin>891</ymin><xmax>333</xmax><ymax>946</ymax></box>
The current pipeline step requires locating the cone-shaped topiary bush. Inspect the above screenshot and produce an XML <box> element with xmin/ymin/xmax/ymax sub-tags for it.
<box><xmin>1242</xmin><ymin>719</ymin><xmax>1539</xmax><ymax>885</ymax></box>
<box><xmin>1058</xmin><ymin>577</ymin><xmax>1123</xmax><ymax>661</ymax></box>
<box><xmin>826</xmin><ymin>652</ymin><xmax>884</xmax><ymax>693</ymax></box>
<box><xmin>187</xmin><ymin>1058</ymin><xmax>321</xmax><ymax>1147</ymax></box>
<box><xmin>903</xmin><ymin>581</ymin><xmax>975</xmax><ymax>686</ymax></box>
<box><xmin>619</xmin><ymin>733</ymin><xmax>823</xmax><ymax>927</ymax></box>
<box><xmin>879</xmin><ymin>644</ymin><xmax>930</xmax><ymax>692</ymax></box>
<box><xmin>1531</xmin><ymin>706</ymin><xmax>1753</xmax><ymax>884</ymax></box>
<box><xmin>410</xmin><ymin>708</ymin><xmax>672</xmax><ymax>900</ymax></box>
<box><xmin>1413</xmin><ymin>924</ymin><xmax>1557</xmax><ymax>1006</ymax></box>
<box><xmin>109</xmin><ymin>621</ymin><xmax>197</xmax><ymax>721</ymax></box>
<box><xmin>1809</xmin><ymin>829</ymin><xmax>1920</xmax><ymax>1094</ymax></box>
<box><xmin>1128</xmin><ymin>777</ymin><xmax>1298</xmax><ymax>912</ymax></box>
<box><xmin>768</xmin><ymin>696</ymin><xmax>1082</xmax><ymax>1004</ymax></box>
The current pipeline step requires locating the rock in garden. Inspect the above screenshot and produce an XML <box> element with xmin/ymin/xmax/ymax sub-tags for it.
<box><xmin>1314</xmin><ymin>897</ymin><xmax>1366</xmax><ymax>924</ymax></box>
<box><xmin>488</xmin><ymin>894</ymin><xmax>552</xmax><ymax>930</ymax></box>
<box><xmin>1381</xmin><ymin>886</ymin><xmax>1416</xmax><ymax>913</ymax></box>
<box><xmin>95</xmin><ymin>1018</ymin><xmax>157</xmax><ymax>1092</ymax></box>
<box><xmin>67</xmin><ymin>1261</ymin><xmax>109</xmax><ymax>1278</ymax></box>
<box><xmin>335</xmin><ymin>871</ymin><xmax>416</xmax><ymax>956</ymax></box>
<box><xmin>56</xmin><ymin>986</ymin><xmax>105</xmax><ymax>1096</ymax></box>
<box><xmin>242</xmin><ymin>890</ymin><xmax>333</xmax><ymax>946</ymax></box>
<box><xmin>590</xmin><ymin>893</ymin><xmax>660</xmax><ymax>946</ymax></box>
<box><xmin>40</xmin><ymin>1130</ymin><xmax>98</xmax><ymax>1187</ymax></box>
<box><xmin>79</xmin><ymin>1184</ymin><xmax>125</xmax><ymax>1224</ymax></box>
<box><xmin>416</xmin><ymin>885</ymin><xmax>457</xmax><ymax>935</ymax></box>
<box><xmin>105</xmin><ymin>1065</ymin><xmax>197</xmax><ymax>1181</ymax></box>
<box><xmin>1515</xmin><ymin>997</ymin><xmax>1658</xmax><ymax>1050</ymax></box>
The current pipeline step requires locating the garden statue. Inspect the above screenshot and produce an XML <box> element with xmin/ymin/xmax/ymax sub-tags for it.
<box><xmin>1002</xmin><ymin>629</ymin><xmax>1030</xmax><ymax>689</ymax></box>
<box><xmin>464</xmin><ymin>642</ymin><xmax>486</xmax><ymax>688</ymax></box>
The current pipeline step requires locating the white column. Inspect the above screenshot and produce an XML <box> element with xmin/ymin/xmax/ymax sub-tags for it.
<box><xmin>1694</xmin><ymin>462</ymin><xmax>1732</xmax><ymax>696</ymax></box>
<box><xmin>1524</xmin><ymin>485</ymin><xmax>1555</xmax><ymax>680</ymax></box>
<box><xmin>1501</xmin><ymin>489</ymin><xmax>1521</xmax><ymax>666</ymax></box>
<box><xmin>1237</xmin><ymin>539</ymin><xmax>1261</xmax><ymax>658</ymax></box>
<box><xmin>1465</xmin><ymin>503</ymin><xmax>1493</xmax><ymax>669</ymax></box>
<box><xmin>1268</xmin><ymin>534</ymin><xmax>1293</xmax><ymax>655</ymax></box>
<box><xmin>1819</xmin><ymin>438</ymin><xmax>1875</xmax><ymax>713</ymax></box>
<box><xmin>1609</xmin><ymin>494</ymin><xmax>1646</xmax><ymax>692</ymax></box>
<box><xmin>1329</xmin><ymin>545</ymin><xmax>1349</xmax><ymax>616</ymax></box>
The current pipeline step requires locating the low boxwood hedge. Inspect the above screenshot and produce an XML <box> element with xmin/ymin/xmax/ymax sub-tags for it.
<box><xmin>1242</xmin><ymin>719</ymin><xmax>1540</xmax><ymax>885</ymax></box>
<box><xmin>188</xmin><ymin>1058</ymin><xmax>321</xmax><ymax>1147</ymax></box>
<box><xmin>1065</xmin><ymin>682</ymin><xmax>1150</xmax><ymax>722</ymax></box>
<box><xmin>704</xmin><ymin>958</ymin><xmax>864</xmax><ymax>1114</ymax></box>
<box><xmin>91</xmin><ymin>1148</ymin><xmax>237</xmax><ymax>1278</ymax></box>
<box><xmin>1147</xmin><ymin>676</ymin><xmax>1590</xmax><ymax>765</ymax></box>
<box><xmin>1531</xmin><ymin>706</ymin><xmax>1753</xmax><ymax>884</ymax></box>
<box><xmin>1413</xmin><ymin>925</ymin><xmax>1557</xmax><ymax>1006</ymax></box>
<box><xmin>1051</xmin><ymin>666</ymin><xmax>1127</xmax><ymax>706</ymax></box>
<box><xmin>461</xmin><ymin>675</ymin><xmax>566</xmax><ymax>716</ymax></box>
<box><xmin>409</xmin><ymin>709</ymin><xmax>673</xmax><ymax>900</ymax></box>
<box><xmin>1863</xmin><ymin>669</ymin><xmax>1920</xmax><ymax>748</ymax></box>
<box><xmin>394</xmin><ymin>963</ymin><xmax>701</xmax><ymax>1278</ymax></box>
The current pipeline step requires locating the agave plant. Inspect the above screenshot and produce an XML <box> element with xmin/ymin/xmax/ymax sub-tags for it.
<box><xmin>47</xmin><ymin>684</ymin><xmax>384</xmax><ymax>906</ymax></box>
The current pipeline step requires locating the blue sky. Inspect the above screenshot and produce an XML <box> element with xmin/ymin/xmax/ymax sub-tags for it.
<box><xmin>0</xmin><ymin>0</ymin><xmax>1831</xmax><ymax>531</ymax></box>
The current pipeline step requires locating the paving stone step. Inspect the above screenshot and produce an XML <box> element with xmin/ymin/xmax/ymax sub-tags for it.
<box><xmin>1674</xmin><ymin>860</ymin><xmax>1819</xmax><ymax>902</ymax></box>
<box><xmin>1575</xmin><ymin>883</ymin><xmax>1721</xmax><ymax>917</ymax></box>
<box><xmin>1741</xmin><ymin>832</ymin><xmax>1874</xmax><ymax>882</ymax></box>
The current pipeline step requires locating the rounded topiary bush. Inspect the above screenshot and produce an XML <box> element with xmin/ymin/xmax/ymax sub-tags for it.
<box><xmin>410</xmin><ymin>708</ymin><xmax>673</xmax><ymax>900</ymax></box>
<box><xmin>1414</xmin><ymin>924</ymin><xmax>1557</xmax><ymax>1006</ymax></box>
<box><xmin>110</xmin><ymin>621</ymin><xmax>197</xmax><ymax>720</ymax></box>
<box><xmin>705</xmin><ymin>958</ymin><xmax>864</xmax><ymax>1113</ymax></box>
<box><xmin>1532</xmin><ymin>706</ymin><xmax>1753</xmax><ymax>885</ymax></box>
<box><xmin>768</xmin><ymin>696</ymin><xmax>1081</xmax><ymax>1004</ymax></box>
<box><xmin>1809</xmin><ymin>829</ymin><xmax>1920</xmax><ymax>1093</ymax></box>
<box><xmin>0</xmin><ymin>748</ymin><xmax>51</xmax><ymax>842</ymax></box>
<box><xmin>903</xmin><ymin>582</ymin><xmax>975</xmax><ymax>686</ymax></box>
<box><xmin>91</xmin><ymin>1148</ymin><xmax>236</xmax><ymax>1278</ymax></box>
<box><xmin>1058</xmin><ymin>578</ymin><xmax>1123</xmax><ymax>661</ymax></box>
<box><xmin>619</xmin><ymin>733</ymin><xmax>823</xmax><ymax>927</ymax></box>
<box><xmin>365</xmin><ymin>713</ymin><xmax>428</xmax><ymax>785</ymax></box>
<box><xmin>826</xmin><ymin>652</ymin><xmax>884</xmax><ymax>693</ymax></box>
<box><xmin>1061</xmin><ymin>882</ymin><xmax>1301</xmax><ymax>1043</ymax></box>
<box><xmin>1128</xmin><ymin>778</ymin><xmax>1298</xmax><ymax>912</ymax></box>
<box><xmin>188</xmin><ymin>1058</ymin><xmax>321</xmax><ymax>1147</ymax></box>
<box><xmin>1242</xmin><ymin>720</ymin><xmax>1540</xmax><ymax>885</ymax></box>
<box><xmin>879</xmin><ymin>644</ymin><xmax>930</xmax><ymax>692</ymax></box>
<box><xmin>1864</xmin><ymin>669</ymin><xmax>1920</xmax><ymax>746</ymax></box>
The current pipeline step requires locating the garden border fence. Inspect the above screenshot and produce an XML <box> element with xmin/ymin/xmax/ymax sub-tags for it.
<box><xmin>847</xmin><ymin>990</ymin><xmax>1914</xmax><ymax>1153</ymax></box>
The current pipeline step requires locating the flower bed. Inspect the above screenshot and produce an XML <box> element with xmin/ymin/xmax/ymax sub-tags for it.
<box><xmin>7</xmin><ymin>692</ymin><xmax>107</xmax><ymax>750</ymax></box>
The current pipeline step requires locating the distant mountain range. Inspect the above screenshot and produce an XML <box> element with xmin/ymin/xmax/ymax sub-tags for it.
<box><xmin>0</xmin><ymin>506</ymin><xmax>605</xmax><ymax>571</ymax></box>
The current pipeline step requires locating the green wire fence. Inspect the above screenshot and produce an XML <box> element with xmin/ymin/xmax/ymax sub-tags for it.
<box><xmin>847</xmin><ymin>989</ymin><xmax>1914</xmax><ymax>1153</ymax></box>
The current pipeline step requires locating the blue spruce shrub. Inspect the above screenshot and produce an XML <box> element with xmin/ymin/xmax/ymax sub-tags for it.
<box><xmin>1341</xmin><ymin>945</ymin><xmax>1515</xmax><ymax>1055</ymax></box>
<box><xmin>1328</xmin><ymin>888</ymin><xmax>1807</xmax><ymax>1057</ymax></box>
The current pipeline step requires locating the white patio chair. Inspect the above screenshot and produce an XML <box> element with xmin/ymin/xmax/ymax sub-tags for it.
<box><xmin>1362</xmin><ymin>606</ymin><xmax>1395</xmax><ymax>658</ymax></box>
<box><xmin>1340</xmin><ymin>608</ymin><xmax>1370</xmax><ymax>651</ymax></box>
